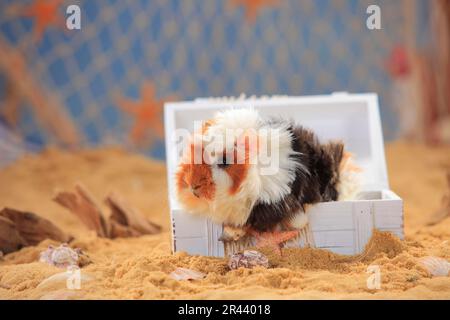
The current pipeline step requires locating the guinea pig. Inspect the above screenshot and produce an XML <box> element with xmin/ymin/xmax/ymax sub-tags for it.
<box><xmin>175</xmin><ymin>108</ymin><xmax>361</xmax><ymax>242</ymax></box>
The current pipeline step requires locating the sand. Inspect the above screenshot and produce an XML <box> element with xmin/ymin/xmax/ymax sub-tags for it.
<box><xmin>0</xmin><ymin>142</ymin><xmax>449</xmax><ymax>299</ymax></box>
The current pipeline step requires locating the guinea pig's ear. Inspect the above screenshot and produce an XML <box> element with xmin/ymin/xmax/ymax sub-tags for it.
<box><xmin>235</xmin><ymin>128</ymin><xmax>259</xmax><ymax>164</ymax></box>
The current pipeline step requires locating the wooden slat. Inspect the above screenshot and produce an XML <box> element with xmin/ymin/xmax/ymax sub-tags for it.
<box><xmin>324</xmin><ymin>246</ymin><xmax>355</xmax><ymax>255</ymax></box>
<box><xmin>313</xmin><ymin>230</ymin><xmax>354</xmax><ymax>248</ymax></box>
<box><xmin>174</xmin><ymin>237</ymin><xmax>208</xmax><ymax>256</ymax></box>
<box><xmin>308</xmin><ymin>202</ymin><xmax>354</xmax><ymax>231</ymax></box>
<box><xmin>353</xmin><ymin>201</ymin><xmax>374</xmax><ymax>253</ymax></box>
<box><xmin>172</xmin><ymin>210</ymin><xmax>207</xmax><ymax>238</ymax></box>
<box><xmin>207</xmin><ymin>220</ymin><xmax>224</xmax><ymax>257</ymax></box>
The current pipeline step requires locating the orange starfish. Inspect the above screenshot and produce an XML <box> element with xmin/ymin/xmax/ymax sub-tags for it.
<box><xmin>116</xmin><ymin>82</ymin><xmax>175</xmax><ymax>147</ymax></box>
<box><xmin>249</xmin><ymin>229</ymin><xmax>299</xmax><ymax>256</ymax></box>
<box><xmin>229</xmin><ymin>0</ymin><xmax>279</xmax><ymax>22</ymax></box>
<box><xmin>16</xmin><ymin>0</ymin><xmax>65</xmax><ymax>41</ymax></box>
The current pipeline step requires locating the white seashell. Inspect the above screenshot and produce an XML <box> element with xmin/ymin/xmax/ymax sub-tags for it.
<box><xmin>418</xmin><ymin>256</ymin><xmax>450</xmax><ymax>277</ymax></box>
<box><xmin>39</xmin><ymin>244</ymin><xmax>90</xmax><ymax>268</ymax></box>
<box><xmin>37</xmin><ymin>269</ymin><xmax>94</xmax><ymax>291</ymax></box>
<box><xmin>228</xmin><ymin>250</ymin><xmax>269</xmax><ymax>270</ymax></box>
<box><xmin>51</xmin><ymin>247</ymin><xmax>78</xmax><ymax>266</ymax></box>
<box><xmin>169</xmin><ymin>267</ymin><xmax>206</xmax><ymax>281</ymax></box>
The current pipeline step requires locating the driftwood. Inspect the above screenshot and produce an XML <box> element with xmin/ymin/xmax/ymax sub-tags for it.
<box><xmin>105</xmin><ymin>192</ymin><xmax>161</xmax><ymax>237</ymax></box>
<box><xmin>0</xmin><ymin>208</ymin><xmax>70</xmax><ymax>254</ymax></box>
<box><xmin>0</xmin><ymin>215</ymin><xmax>26</xmax><ymax>254</ymax></box>
<box><xmin>53</xmin><ymin>184</ymin><xmax>108</xmax><ymax>237</ymax></box>
<box><xmin>427</xmin><ymin>172</ymin><xmax>450</xmax><ymax>226</ymax></box>
<box><xmin>53</xmin><ymin>183</ymin><xmax>161</xmax><ymax>239</ymax></box>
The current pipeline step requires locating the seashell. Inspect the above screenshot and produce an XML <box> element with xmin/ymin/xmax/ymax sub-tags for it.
<box><xmin>37</xmin><ymin>269</ymin><xmax>94</xmax><ymax>291</ymax></box>
<box><xmin>418</xmin><ymin>256</ymin><xmax>450</xmax><ymax>277</ymax></box>
<box><xmin>39</xmin><ymin>244</ymin><xmax>90</xmax><ymax>268</ymax></box>
<box><xmin>169</xmin><ymin>267</ymin><xmax>206</xmax><ymax>281</ymax></box>
<box><xmin>228</xmin><ymin>250</ymin><xmax>269</xmax><ymax>270</ymax></box>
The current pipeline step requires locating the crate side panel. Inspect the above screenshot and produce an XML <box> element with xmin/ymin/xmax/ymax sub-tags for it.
<box><xmin>174</xmin><ymin>237</ymin><xmax>208</xmax><ymax>256</ymax></box>
<box><xmin>322</xmin><ymin>246</ymin><xmax>356</xmax><ymax>255</ymax></box>
<box><xmin>207</xmin><ymin>220</ymin><xmax>224</xmax><ymax>257</ymax></box>
<box><xmin>312</xmin><ymin>230</ymin><xmax>354</xmax><ymax>248</ymax></box>
<box><xmin>373</xmin><ymin>199</ymin><xmax>404</xmax><ymax>229</ymax></box>
<box><xmin>353</xmin><ymin>201</ymin><xmax>374</xmax><ymax>254</ymax></box>
<box><xmin>308</xmin><ymin>202</ymin><xmax>354</xmax><ymax>231</ymax></box>
<box><xmin>172</xmin><ymin>210</ymin><xmax>208</xmax><ymax>238</ymax></box>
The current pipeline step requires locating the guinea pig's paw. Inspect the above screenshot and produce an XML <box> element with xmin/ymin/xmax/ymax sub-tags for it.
<box><xmin>219</xmin><ymin>225</ymin><xmax>247</xmax><ymax>242</ymax></box>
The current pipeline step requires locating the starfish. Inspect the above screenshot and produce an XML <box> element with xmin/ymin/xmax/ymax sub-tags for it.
<box><xmin>12</xmin><ymin>0</ymin><xmax>65</xmax><ymax>41</ymax></box>
<box><xmin>229</xmin><ymin>0</ymin><xmax>279</xmax><ymax>22</ymax></box>
<box><xmin>248</xmin><ymin>229</ymin><xmax>299</xmax><ymax>256</ymax></box>
<box><xmin>116</xmin><ymin>82</ymin><xmax>175</xmax><ymax>147</ymax></box>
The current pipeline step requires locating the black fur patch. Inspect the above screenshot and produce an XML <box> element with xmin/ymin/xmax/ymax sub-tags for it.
<box><xmin>245</xmin><ymin>122</ymin><xmax>344</xmax><ymax>232</ymax></box>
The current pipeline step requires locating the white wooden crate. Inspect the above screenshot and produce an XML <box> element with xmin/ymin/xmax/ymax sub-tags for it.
<box><xmin>164</xmin><ymin>93</ymin><xmax>404</xmax><ymax>257</ymax></box>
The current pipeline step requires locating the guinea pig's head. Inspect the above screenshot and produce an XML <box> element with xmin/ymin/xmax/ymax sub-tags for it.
<box><xmin>175</xmin><ymin>109</ymin><xmax>262</xmax><ymax>226</ymax></box>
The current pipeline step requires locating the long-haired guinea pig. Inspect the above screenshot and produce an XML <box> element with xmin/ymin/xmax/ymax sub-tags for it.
<box><xmin>175</xmin><ymin>108</ymin><xmax>361</xmax><ymax>234</ymax></box>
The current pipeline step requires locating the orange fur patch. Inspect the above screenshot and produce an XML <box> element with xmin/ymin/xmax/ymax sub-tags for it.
<box><xmin>340</xmin><ymin>151</ymin><xmax>362</xmax><ymax>173</ymax></box>
<box><xmin>225</xmin><ymin>133</ymin><xmax>256</xmax><ymax>195</ymax></box>
<box><xmin>225</xmin><ymin>164</ymin><xmax>248</xmax><ymax>194</ymax></box>
<box><xmin>176</xmin><ymin>143</ymin><xmax>215</xmax><ymax>201</ymax></box>
<box><xmin>201</xmin><ymin>119</ymin><xmax>215</xmax><ymax>135</ymax></box>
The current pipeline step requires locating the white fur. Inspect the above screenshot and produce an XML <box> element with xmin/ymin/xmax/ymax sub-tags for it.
<box><xmin>289</xmin><ymin>211</ymin><xmax>308</xmax><ymax>229</ymax></box>
<box><xmin>208</xmin><ymin>166</ymin><xmax>258</xmax><ymax>226</ymax></box>
<box><xmin>256</xmin><ymin>120</ymin><xmax>306</xmax><ymax>204</ymax></box>
<box><xmin>337</xmin><ymin>155</ymin><xmax>361</xmax><ymax>201</ymax></box>
<box><xmin>202</xmin><ymin>108</ymin><xmax>302</xmax><ymax>226</ymax></box>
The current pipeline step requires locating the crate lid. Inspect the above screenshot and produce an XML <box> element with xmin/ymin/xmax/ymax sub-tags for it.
<box><xmin>164</xmin><ymin>93</ymin><xmax>389</xmax><ymax>206</ymax></box>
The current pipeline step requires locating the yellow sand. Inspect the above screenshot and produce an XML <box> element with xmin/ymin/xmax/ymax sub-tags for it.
<box><xmin>0</xmin><ymin>142</ymin><xmax>449</xmax><ymax>299</ymax></box>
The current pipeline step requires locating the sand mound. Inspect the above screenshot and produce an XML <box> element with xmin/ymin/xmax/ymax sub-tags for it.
<box><xmin>1</xmin><ymin>141</ymin><xmax>450</xmax><ymax>299</ymax></box>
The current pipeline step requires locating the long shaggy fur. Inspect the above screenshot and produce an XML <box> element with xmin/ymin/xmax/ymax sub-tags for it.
<box><xmin>246</xmin><ymin>123</ymin><xmax>345</xmax><ymax>231</ymax></box>
<box><xmin>176</xmin><ymin>108</ymin><xmax>360</xmax><ymax>232</ymax></box>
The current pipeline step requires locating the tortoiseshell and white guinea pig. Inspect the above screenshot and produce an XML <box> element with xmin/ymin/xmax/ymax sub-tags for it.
<box><xmin>175</xmin><ymin>108</ymin><xmax>361</xmax><ymax>241</ymax></box>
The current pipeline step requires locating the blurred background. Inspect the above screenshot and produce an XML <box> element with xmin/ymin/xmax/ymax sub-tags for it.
<box><xmin>0</xmin><ymin>0</ymin><xmax>449</xmax><ymax>165</ymax></box>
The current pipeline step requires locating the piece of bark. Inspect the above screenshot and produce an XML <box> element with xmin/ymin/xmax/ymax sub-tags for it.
<box><xmin>53</xmin><ymin>183</ymin><xmax>109</xmax><ymax>237</ymax></box>
<box><xmin>105</xmin><ymin>192</ymin><xmax>161</xmax><ymax>237</ymax></box>
<box><xmin>108</xmin><ymin>220</ymin><xmax>142</xmax><ymax>238</ymax></box>
<box><xmin>0</xmin><ymin>215</ymin><xmax>27</xmax><ymax>254</ymax></box>
<box><xmin>427</xmin><ymin>172</ymin><xmax>450</xmax><ymax>226</ymax></box>
<box><xmin>0</xmin><ymin>208</ymin><xmax>70</xmax><ymax>251</ymax></box>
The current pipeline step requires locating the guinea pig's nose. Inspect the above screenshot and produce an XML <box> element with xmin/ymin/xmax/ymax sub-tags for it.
<box><xmin>191</xmin><ymin>185</ymin><xmax>201</xmax><ymax>197</ymax></box>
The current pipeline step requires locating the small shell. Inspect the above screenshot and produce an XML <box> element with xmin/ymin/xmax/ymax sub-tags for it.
<box><xmin>228</xmin><ymin>250</ymin><xmax>269</xmax><ymax>270</ymax></box>
<box><xmin>40</xmin><ymin>244</ymin><xmax>90</xmax><ymax>268</ymax></box>
<box><xmin>418</xmin><ymin>256</ymin><xmax>450</xmax><ymax>277</ymax></box>
<box><xmin>169</xmin><ymin>267</ymin><xmax>206</xmax><ymax>281</ymax></box>
<box><xmin>37</xmin><ymin>270</ymin><xmax>94</xmax><ymax>290</ymax></box>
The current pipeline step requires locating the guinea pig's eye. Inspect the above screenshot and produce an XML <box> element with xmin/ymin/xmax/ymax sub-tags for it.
<box><xmin>217</xmin><ymin>154</ymin><xmax>230</xmax><ymax>169</ymax></box>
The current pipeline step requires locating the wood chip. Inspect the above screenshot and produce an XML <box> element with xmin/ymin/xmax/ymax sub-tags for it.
<box><xmin>0</xmin><ymin>208</ymin><xmax>70</xmax><ymax>254</ymax></box>
<box><xmin>53</xmin><ymin>183</ymin><xmax>109</xmax><ymax>237</ymax></box>
<box><xmin>0</xmin><ymin>215</ymin><xmax>26</xmax><ymax>254</ymax></box>
<box><xmin>54</xmin><ymin>183</ymin><xmax>161</xmax><ymax>239</ymax></box>
<box><xmin>105</xmin><ymin>192</ymin><xmax>161</xmax><ymax>237</ymax></box>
